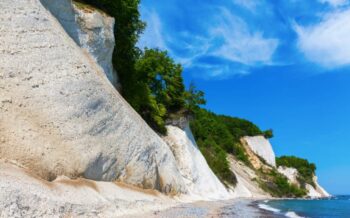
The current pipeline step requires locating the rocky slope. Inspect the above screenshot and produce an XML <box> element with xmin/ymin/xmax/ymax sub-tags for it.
<box><xmin>278</xmin><ymin>166</ymin><xmax>330</xmax><ymax>198</ymax></box>
<box><xmin>242</xmin><ymin>136</ymin><xmax>276</xmax><ymax>167</ymax></box>
<box><xmin>0</xmin><ymin>0</ymin><xmax>186</xmax><ymax>194</ymax></box>
<box><xmin>163</xmin><ymin>122</ymin><xmax>232</xmax><ymax>200</ymax></box>
<box><xmin>241</xmin><ymin>136</ymin><xmax>330</xmax><ymax>198</ymax></box>
<box><xmin>227</xmin><ymin>155</ymin><xmax>270</xmax><ymax>198</ymax></box>
<box><xmin>0</xmin><ymin>160</ymin><xmax>177</xmax><ymax>217</ymax></box>
<box><xmin>40</xmin><ymin>0</ymin><xmax>118</xmax><ymax>86</ymax></box>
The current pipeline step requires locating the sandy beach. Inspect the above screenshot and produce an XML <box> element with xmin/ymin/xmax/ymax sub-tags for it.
<box><xmin>123</xmin><ymin>199</ymin><xmax>283</xmax><ymax>218</ymax></box>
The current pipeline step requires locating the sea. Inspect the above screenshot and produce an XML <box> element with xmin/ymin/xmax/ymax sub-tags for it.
<box><xmin>258</xmin><ymin>195</ymin><xmax>350</xmax><ymax>218</ymax></box>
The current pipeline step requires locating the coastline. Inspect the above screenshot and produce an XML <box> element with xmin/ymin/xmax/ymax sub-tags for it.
<box><xmin>122</xmin><ymin>198</ymin><xmax>282</xmax><ymax>218</ymax></box>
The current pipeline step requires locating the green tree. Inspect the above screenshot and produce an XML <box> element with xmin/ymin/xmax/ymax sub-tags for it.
<box><xmin>133</xmin><ymin>48</ymin><xmax>187</xmax><ymax>133</ymax></box>
<box><xmin>184</xmin><ymin>82</ymin><xmax>206</xmax><ymax>113</ymax></box>
<box><xmin>263</xmin><ymin>129</ymin><xmax>274</xmax><ymax>139</ymax></box>
<box><xmin>135</xmin><ymin>49</ymin><xmax>186</xmax><ymax>112</ymax></box>
<box><xmin>76</xmin><ymin>0</ymin><xmax>146</xmax><ymax>106</ymax></box>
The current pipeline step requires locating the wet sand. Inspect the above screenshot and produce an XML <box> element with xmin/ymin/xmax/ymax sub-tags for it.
<box><xmin>123</xmin><ymin>199</ymin><xmax>282</xmax><ymax>218</ymax></box>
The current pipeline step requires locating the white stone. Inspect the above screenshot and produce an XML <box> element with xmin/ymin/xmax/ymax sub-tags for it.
<box><xmin>242</xmin><ymin>136</ymin><xmax>276</xmax><ymax>167</ymax></box>
<box><xmin>163</xmin><ymin>124</ymin><xmax>232</xmax><ymax>200</ymax></box>
<box><xmin>0</xmin><ymin>0</ymin><xmax>186</xmax><ymax>194</ymax></box>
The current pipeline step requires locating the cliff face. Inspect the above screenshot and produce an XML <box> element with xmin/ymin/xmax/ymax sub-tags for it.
<box><xmin>241</xmin><ymin>137</ymin><xmax>330</xmax><ymax>198</ymax></box>
<box><xmin>278</xmin><ymin>167</ymin><xmax>330</xmax><ymax>198</ymax></box>
<box><xmin>40</xmin><ymin>0</ymin><xmax>118</xmax><ymax>86</ymax></box>
<box><xmin>0</xmin><ymin>0</ymin><xmax>186</xmax><ymax>194</ymax></box>
<box><xmin>242</xmin><ymin>136</ymin><xmax>276</xmax><ymax>167</ymax></box>
<box><xmin>163</xmin><ymin>123</ymin><xmax>232</xmax><ymax>200</ymax></box>
<box><xmin>227</xmin><ymin>155</ymin><xmax>270</xmax><ymax>198</ymax></box>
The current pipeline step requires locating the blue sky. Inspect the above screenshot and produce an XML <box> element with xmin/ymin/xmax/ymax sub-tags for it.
<box><xmin>139</xmin><ymin>0</ymin><xmax>350</xmax><ymax>194</ymax></box>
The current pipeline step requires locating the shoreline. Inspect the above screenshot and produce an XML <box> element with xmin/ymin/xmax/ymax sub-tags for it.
<box><xmin>122</xmin><ymin>198</ymin><xmax>283</xmax><ymax>218</ymax></box>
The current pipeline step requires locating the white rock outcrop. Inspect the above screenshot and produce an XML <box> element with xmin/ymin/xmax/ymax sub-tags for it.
<box><xmin>277</xmin><ymin>166</ymin><xmax>299</xmax><ymax>186</ymax></box>
<box><xmin>306</xmin><ymin>176</ymin><xmax>330</xmax><ymax>198</ymax></box>
<box><xmin>0</xmin><ymin>161</ymin><xmax>177</xmax><ymax>217</ymax></box>
<box><xmin>0</xmin><ymin>0</ymin><xmax>186</xmax><ymax>194</ymax></box>
<box><xmin>242</xmin><ymin>136</ymin><xmax>276</xmax><ymax>167</ymax></box>
<box><xmin>228</xmin><ymin>155</ymin><xmax>270</xmax><ymax>198</ymax></box>
<box><xmin>163</xmin><ymin>124</ymin><xmax>232</xmax><ymax>200</ymax></box>
<box><xmin>40</xmin><ymin>0</ymin><xmax>118</xmax><ymax>85</ymax></box>
<box><xmin>278</xmin><ymin>167</ymin><xmax>330</xmax><ymax>198</ymax></box>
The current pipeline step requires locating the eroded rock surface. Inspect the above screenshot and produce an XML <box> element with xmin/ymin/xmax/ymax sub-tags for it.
<box><xmin>242</xmin><ymin>136</ymin><xmax>276</xmax><ymax>167</ymax></box>
<box><xmin>0</xmin><ymin>0</ymin><xmax>186</xmax><ymax>194</ymax></box>
<box><xmin>277</xmin><ymin>166</ymin><xmax>299</xmax><ymax>186</ymax></box>
<box><xmin>227</xmin><ymin>155</ymin><xmax>270</xmax><ymax>198</ymax></box>
<box><xmin>0</xmin><ymin>161</ymin><xmax>176</xmax><ymax>217</ymax></box>
<box><xmin>40</xmin><ymin>0</ymin><xmax>118</xmax><ymax>85</ymax></box>
<box><xmin>163</xmin><ymin>124</ymin><xmax>232</xmax><ymax>200</ymax></box>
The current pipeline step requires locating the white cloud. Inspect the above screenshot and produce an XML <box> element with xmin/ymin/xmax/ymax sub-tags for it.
<box><xmin>319</xmin><ymin>0</ymin><xmax>348</xmax><ymax>7</ymax></box>
<box><xmin>138</xmin><ymin>9</ymin><xmax>167</xmax><ymax>50</ymax></box>
<box><xmin>210</xmin><ymin>8</ymin><xmax>279</xmax><ymax>65</ymax></box>
<box><xmin>295</xmin><ymin>9</ymin><xmax>350</xmax><ymax>67</ymax></box>
<box><xmin>232</xmin><ymin>0</ymin><xmax>258</xmax><ymax>12</ymax></box>
<box><xmin>139</xmin><ymin>6</ymin><xmax>279</xmax><ymax>78</ymax></box>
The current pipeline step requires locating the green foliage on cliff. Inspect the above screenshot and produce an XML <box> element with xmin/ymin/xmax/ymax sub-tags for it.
<box><xmin>133</xmin><ymin>49</ymin><xmax>186</xmax><ymax>133</ymax></box>
<box><xmin>276</xmin><ymin>156</ymin><xmax>316</xmax><ymax>188</ymax></box>
<box><xmin>198</xmin><ymin>138</ymin><xmax>237</xmax><ymax>185</ymax></box>
<box><xmin>190</xmin><ymin>108</ymin><xmax>272</xmax><ymax>184</ymax></box>
<box><xmin>75</xmin><ymin>1</ymin><xmax>204</xmax><ymax>134</ymax></box>
<box><xmin>133</xmin><ymin>48</ymin><xmax>205</xmax><ymax>133</ymax></box>
<box><xmin>257</xmin><ymin>169</ymin><xmax>307</xmax><ymax>198</ymax></box>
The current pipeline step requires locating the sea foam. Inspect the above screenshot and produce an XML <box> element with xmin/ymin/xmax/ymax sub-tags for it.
<box><xmin>285</xmin><ymin>211</ymin><xmax>304</xmax><ymax>218</ymax></box>
<box><xmin>258</xmin><ymin>203</ymin><xmax>280</xmax><ymax>213</ymax></box>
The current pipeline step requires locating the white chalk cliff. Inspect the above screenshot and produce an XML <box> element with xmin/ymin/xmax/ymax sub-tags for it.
<box><xmin>163</xmin><ymin>123</ymin><xmax>232</xmax><ymax>200</ymax></box>
<box><xmin>242</xmin><ymin>136</ymin><xmax>276</xmax><ymax>167</ymax></box>
<box><xmin>278</xmin><ymin>166</ymin><xmax>330</xmax><ymax>198</ymax></box>
<box><xmin>0</xmin><ymin>0</ymin><xmax>331</xmax><ymax>216</ymax></box>
<box><xmin>243</xmin><ymin>137</ymin><xmax>330</xmax><ymax>198</ymax></box>
<box><xmin>0</xmin><ymin>0</ymin><xmax>186</xmax><ymax>193</ymax></box>
<box><xmin>0</xmin><ymin>0</ymin><xmax>234</xmax><ymax>212</ymax></box>
<box><xmin>227</xmin><ymin>155</ymin><xmax>270</xmax><ymax>198</ymax></box>
<box><xmin>41</xmin><ymin>0</ymin><xmax>118</xmax><ymax>85</ymax></box>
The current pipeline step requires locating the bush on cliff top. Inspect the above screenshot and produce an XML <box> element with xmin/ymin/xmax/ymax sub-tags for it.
<box><xmin>190</xmin><ymin>108</ymin><xmax>272</xmax><ymax>184</ymax></box>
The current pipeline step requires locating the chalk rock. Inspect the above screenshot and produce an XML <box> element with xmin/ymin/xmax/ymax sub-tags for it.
<box><xmin>40</xmin><ymin>0</ymin><xmax>118</xmax><ymax>85</ymax></box>
<box><xmin>227</xmin><ymin>155</ymin><xmax>270</xmax><ymax>198</ymax></box>
<box><xmin>0</xmin><ymin>0</ymin><xmax>186</xmax><ymax>194</ymax></box>
<box><xmin>163</xmin><ymin>124</ymin><xmax>232</xmax><ymax>200</ymax></box>
<box><xmin>242</xmin><ymin>136</ymin><xmax>276</xmax><ymax>167</ymax></box>
<box><xmin>277</xmin><ymin>166</ymin><xmax>299</xmax><ymax>186</ymax></box>
<box><xmin>0</xmin><ymin>161</ymin><xmax>176</xmax><ymax>217</ymax></box>
<box><xmin>306</xmin><ymin>176</ymin><xmax>331</xmax><ymax>198</ymax></box>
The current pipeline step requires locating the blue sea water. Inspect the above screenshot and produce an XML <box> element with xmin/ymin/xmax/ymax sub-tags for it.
<box><xmin>259</xmin><ymin>195</ymin><xmax>350</xmax><ymax>218</ymax></box>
